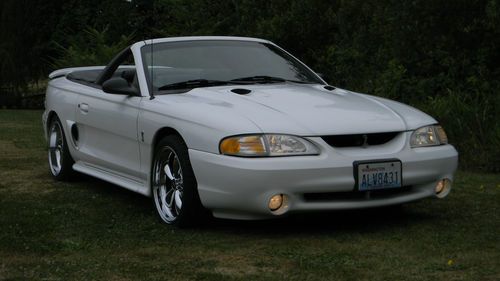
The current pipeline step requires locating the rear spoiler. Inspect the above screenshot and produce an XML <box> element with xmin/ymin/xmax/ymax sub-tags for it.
<box><xmin>48</xmin><ymin>66</ymin><xmax>106</xmax><ymax>80</ymax></box>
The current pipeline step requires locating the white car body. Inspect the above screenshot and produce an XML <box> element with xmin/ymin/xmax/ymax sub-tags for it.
<box><xmin>43</xmin><ymin>36</ymin><xmax>458</xmax><ymax>220</ymax></box>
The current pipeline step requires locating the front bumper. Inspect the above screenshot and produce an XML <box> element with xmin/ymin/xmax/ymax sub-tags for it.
<box><xmin>189</xmin><ymin>134</ymin><xmax>458</xmax><ymax>220</ymax></box>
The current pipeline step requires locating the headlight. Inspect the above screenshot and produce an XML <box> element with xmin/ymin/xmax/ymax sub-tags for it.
<box><xmin>410</xmin><ymin>125</ymin><xmax>448</xmax><ymax>147</ymax></box>
<box><xmin>220</xmin><ymin>134</ymin><xmax>320</xmax><ymax>157</ymax></box>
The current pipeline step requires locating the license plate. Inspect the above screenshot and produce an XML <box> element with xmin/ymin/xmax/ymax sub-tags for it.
<box><xmin>355</xmin><ymin>160</ymin><xmax>402</xmax><ymax>191</ymax></box>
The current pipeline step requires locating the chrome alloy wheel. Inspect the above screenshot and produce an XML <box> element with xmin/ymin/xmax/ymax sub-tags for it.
<box><xmin>152</xmin><ymin>146</ymin><xmax>184</xmax><ymax>223</ymax></box>
<box><xmin>48</xmin><ymin>121</ymin><xmax>64</xmax><ymax>176</ymax></box>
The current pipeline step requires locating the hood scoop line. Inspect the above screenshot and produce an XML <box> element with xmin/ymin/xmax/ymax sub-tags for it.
<box><xmin>231</xmin><ymin>88</ymin><xmax>252</xmax><ymax>95</ymax></box>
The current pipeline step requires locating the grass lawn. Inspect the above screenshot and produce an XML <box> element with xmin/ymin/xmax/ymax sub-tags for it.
<box><xmin>0</xmin><ymin>109</ymin><xmax>499</xmax><ymax>281</ymax></box>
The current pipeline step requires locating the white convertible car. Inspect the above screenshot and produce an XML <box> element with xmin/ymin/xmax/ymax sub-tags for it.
<box><xmin>43</xmin><ymin>36</ymin><xmax>458</xmax><ymax>226</ymax></box>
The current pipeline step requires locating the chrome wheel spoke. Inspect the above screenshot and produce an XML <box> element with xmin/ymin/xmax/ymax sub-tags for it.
<box><xmin>49</xmin><ymin>148</ymin><xmax>58</xmax><ymax>165</ymax></box>
<box><xmin>164</xmin><ymin>162</ymin><xmax>175</xmax><ymax>181</ymax></box>
<box><xmin>153</xmin><ymin>145</ymin><xmax>185</xmax><ymax>223</ymax></box>
<box><xmin>162</xmin><ymin>199</ymin><xmax>174</xmax><ymax>218</ymax></box>
<box><xmin>160</xmin><ymin>187</ymin><xmax>174</xmax><ymax>218</ymax></box>
<box><xmin>174</xmin><ymin>190</ymin><xmax>182</xmax><ymax>210</ymax></box>
<box><xmin>168</xmin><ymin>189</ymin><xmax>175</xmax><ymax>207</ymax></box>
<box><xmin>55</xmin><ymin>149</ymin><xmax>61</xmax><ymax>168</ymax></box>
<box><xmin>165</xmin><ymin>188</ymin><xmax>174</xmax><ymax>207</ymax></box>
<box><xmin>173</xmin><ymin>158</ymin><xmax>182</xmax><ymax>179</ymax></box>
<box><xmin>159</xmin><ymin>186</ymin><xmax>167</xmax><ymax>206</ymax></box>
<box><xmin>48</xmin><ymin>122</ymin><xmax>63</xmax><ymax>176</ymax></box>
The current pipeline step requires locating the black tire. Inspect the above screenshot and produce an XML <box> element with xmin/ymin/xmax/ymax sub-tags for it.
<box><xmin>151</xmin><ymin>135</ymin><xmax>207</xmax><ymax>227</ymax></box>
<box><xmin>47</xmin><ymin>116</ymin><xmax>76</xmax><ymax>181</ymax></box>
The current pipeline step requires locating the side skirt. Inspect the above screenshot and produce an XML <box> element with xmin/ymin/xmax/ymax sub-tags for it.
<box><xmin>73</xmin><ymin>161</ymin><xmax>150</xmax><ymax>196</ymax></box>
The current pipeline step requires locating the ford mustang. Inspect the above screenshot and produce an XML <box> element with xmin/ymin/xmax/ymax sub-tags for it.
<box><xmin>43</xmin><ymin>36</ymin><xmax>458</xmax><ymax>226</ymax></box>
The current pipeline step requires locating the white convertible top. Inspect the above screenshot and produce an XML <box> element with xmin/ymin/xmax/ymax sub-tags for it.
<box><xmin>143</xmin><ymin>36</ymin><xmax>270</xmax><ymax>45</ymax></box>
<box><xmin>48</xmin><ymin>66</ymin><xmax>105</xmax><ymax>80</ymax></box>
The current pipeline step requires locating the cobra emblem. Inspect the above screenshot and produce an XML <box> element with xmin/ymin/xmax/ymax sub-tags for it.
<box><xmin>362</xmin><ymin>134</ymin><xmax>368</xmax><ymax>148</ymax></box>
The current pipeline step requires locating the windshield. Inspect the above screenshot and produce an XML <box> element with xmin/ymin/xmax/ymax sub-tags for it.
<box><xmin>141</xmin><ymin>40</ymin><xmax>323</xmax><ymax>94</ymax></box>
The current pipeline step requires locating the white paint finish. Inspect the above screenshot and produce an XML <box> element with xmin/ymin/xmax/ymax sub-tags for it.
<box><xmin>175</xmin><ymin>84</ymin><xmax>411</xmax><ymax>137</ymax></box>
<box><xmin>189</xmin><ymin>138</ymin><xmax>458</xmax><ymax>219</ymax></box>
<box><xmin>73</xmin><ymin>161</ymin><xmax>147</xmax><ymax>195</ymax></box>
<box><xmin>141</xmin><ymin>82</ymin><xmax>436</xmax><ymax>154</ymax></box>
<box><xmin>75</xmin><ymin>90</ymin><xmax>143</xmax><ymax>179</ymax></box>
<box><xmin>49</xmin><ymin>66</ymin><xmax>105</xmax><ymax>79</ymax></box>
<box><xmin>44</xmin><ymin>78</ymin><xmax>80</xmax><ymax>158</ymax></box>
<box><xmin>366</xmin><ymin>95</ymin><xmax>439</xmax><ymax>129</ymax></box>
<box><xmin>130</xmin><ymin>41</ymin><xmax>150</xmax><ymax>97</ymax></box>
<box><xmin>43</xmin><ymin>36</ymin><xmax>459</xmax><ymax>220</ymax></box>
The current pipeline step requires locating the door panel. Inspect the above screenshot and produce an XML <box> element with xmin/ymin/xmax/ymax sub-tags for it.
<box><xmin>76</xmin><ymin>91</ymin><xmax>142</xmax><ymax>179</ymax></box>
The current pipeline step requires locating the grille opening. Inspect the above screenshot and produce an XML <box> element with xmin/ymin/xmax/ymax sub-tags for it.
<box><xmin>322</xmin><ymin>132</ymin><xmax>399</xmax><ymax>148</ymax></box>
<box><xmin>303</xmin><ymin>186</ymin><xmax>412</xmax><ymax>202</ymax></box>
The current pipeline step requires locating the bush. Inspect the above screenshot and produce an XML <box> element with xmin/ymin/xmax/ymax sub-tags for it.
<box><xmin>1</xmin><ymin>0</ymin><xmax>498</xmax><ymax>171</ymax></box>
<box><xmin>415</xmin><ymin>90</ymin><xmax>499</xmax><ymax>172</ymax></box>
<box><xmin>52</xmin><ymin>27</ymin><xmax>133</xmax><ymax>68</ymax></box>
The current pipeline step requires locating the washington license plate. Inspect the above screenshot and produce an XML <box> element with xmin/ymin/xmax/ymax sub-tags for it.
<box><xmin>356</xmin><ymin>160</ymin><xmax>402</xmax><ymax>191</ymax></box>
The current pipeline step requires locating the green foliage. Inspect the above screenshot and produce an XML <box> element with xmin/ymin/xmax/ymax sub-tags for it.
<box><xmin>0</xmin><ymin>0</ymin><xmax>499</xmax><ymax>170</ymax></box>
<box><xmin>0</xmin><ymin>0</ymin><xmax>64</xmax><ymax>90</ymax></box>
<box><xmin>374</xmin><ymin>60</ymin><xmax>408</xmax><ymax>101</ymax></box>
<box><xmin>419</xmin><ymin>90</ymin><xmax>500</xmax><ymax>172</ymax></box>
<box><xmin>52</xmin><ymin>28</ymin><xmax>133</xmax><ymax>68</ymax></box>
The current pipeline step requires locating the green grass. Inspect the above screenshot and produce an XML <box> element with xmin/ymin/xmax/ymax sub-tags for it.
<box><xmin>0</xmin><ymin>110</ymin><xmax>499</xmax><ymax>281</ymax></box>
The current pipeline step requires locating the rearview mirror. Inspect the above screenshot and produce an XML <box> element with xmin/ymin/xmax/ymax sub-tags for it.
<box><xmin>102</xmin><ymin>77</ymin><xmax>139</xmax><ymax>96</ymax></box>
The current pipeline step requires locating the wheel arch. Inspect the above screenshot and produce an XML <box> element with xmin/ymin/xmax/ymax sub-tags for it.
<box><xmin>46</xmin><ymin>110</ymin><xmax>59</xmax><ymax>137</ymax></box>
<box><xmin>149</xmin><ymin>126</ymin><xmax>208</xmax><ymax>224</ymax></box>
<box><xmin>151</xmin><ymin>127</ymin><xmax>187</xmax><ymax>158</ymax></box>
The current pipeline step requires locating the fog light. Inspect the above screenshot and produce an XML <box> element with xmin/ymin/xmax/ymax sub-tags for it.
<box><xmin>435</xmin><ymin>180</ymin><xmax>445</xmax><ymax>193</ymax></box>
<box><xmin>268</xmin><ymin>194</ymin><xmax>283</xmax><ymax>211</ymax></box>
<box><xmin>435</xmin><ymin>178</ymin><xmax>452</xmax><ymax>198</ymax></box>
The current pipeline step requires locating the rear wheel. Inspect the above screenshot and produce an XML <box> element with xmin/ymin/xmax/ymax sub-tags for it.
<box><xmin>151</xmin><ymin>135</ymin><xmax>205</xmax><ymax>226</ymax></box>
<box><xmin>48</xmin><ymin>116</ymin><xmax>75</xmax><ymax>181</ymax></box>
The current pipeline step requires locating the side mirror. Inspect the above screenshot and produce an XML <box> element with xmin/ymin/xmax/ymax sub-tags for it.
<box><xmin>102</xmin><ymin>77</ymin><xmax>139</xmax><ymax>96</ymax></box>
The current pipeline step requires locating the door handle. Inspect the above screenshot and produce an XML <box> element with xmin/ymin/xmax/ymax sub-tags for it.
<box><xmin>78</xmin><ymin>103</ymin><xmax>89</xmax><ymax>113</ymax></box>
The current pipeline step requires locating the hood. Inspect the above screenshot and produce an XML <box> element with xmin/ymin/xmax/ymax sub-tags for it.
<box><xmin>157</xmin><ymin>83</ymin><xmax>436</xmax><ymax>136</ymax></box>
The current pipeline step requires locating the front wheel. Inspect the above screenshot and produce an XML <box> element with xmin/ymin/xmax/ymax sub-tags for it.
<box><xmin>151</xmin><ymin>135</ymin><xmax>205</xmax><ymax>226</ymax></box>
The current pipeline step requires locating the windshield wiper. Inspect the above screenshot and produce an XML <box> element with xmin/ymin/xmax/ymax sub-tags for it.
<box><xmin>158</xmin><ymin>79</ymin><xmax>241</xmax><ymax>91</ymax></box>
<box><xmin>230</xmin><ymin>75</ymin><xmax>314</xmax><ymax>84</ymax></box>
<box><xmin>157</xmin><ymin>76</ymin><xmax>315</xmax><ymax>91</ymax></box>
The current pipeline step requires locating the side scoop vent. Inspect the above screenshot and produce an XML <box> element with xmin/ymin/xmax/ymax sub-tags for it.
<box><xmin>231</xmin><ymin>88</ymin><xmax>252</xmax><ymax>95</ymax></box>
